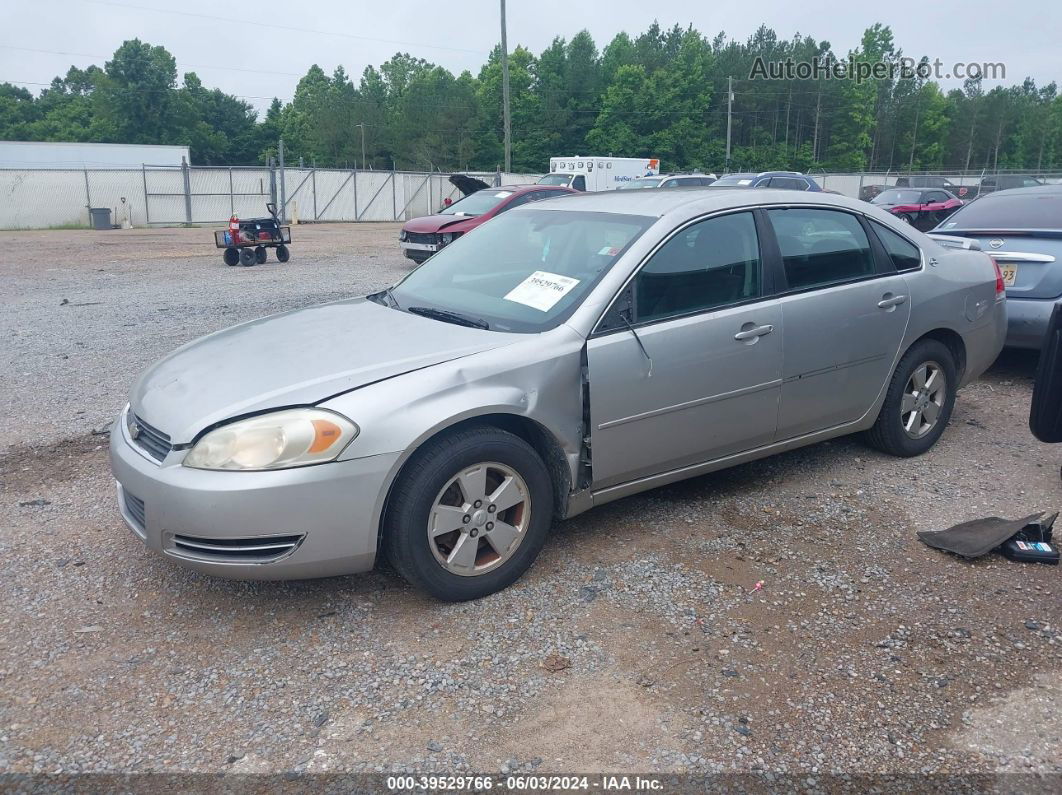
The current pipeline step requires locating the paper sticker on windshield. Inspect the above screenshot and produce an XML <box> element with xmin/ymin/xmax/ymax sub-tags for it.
<box><xmin>494</xmin><ymin>191</ymin><xmax>513</xmax><ymax>198</ymax></box>
<box><xmin>504</xmin><ymin>271</ymin><xmax>580</xmax><ymax>312</ymax></box>
<box><xmin>597</xmin><ymin>246</ymin><xmax>620</xmax><ymax>256</ymax></box>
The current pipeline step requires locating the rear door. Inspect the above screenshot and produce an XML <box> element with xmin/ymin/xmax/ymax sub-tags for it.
<box><xmin>765</xmin><ymin>207</ymin><xmax>912</xmax><ymax>439</ymax></box>
<box><xmin>586</xmin><ymin>211</ymin><xmax>782</xmax><ymax>488</ymax></box>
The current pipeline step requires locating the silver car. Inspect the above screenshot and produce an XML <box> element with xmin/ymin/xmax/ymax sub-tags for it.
<box><xmin>110</xmin><ymin>190</ymin><xmax>1006</xmax><ymax>600</ymax></box>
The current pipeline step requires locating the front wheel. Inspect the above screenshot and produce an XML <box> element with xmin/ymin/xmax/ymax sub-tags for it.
<box><xmin>383</xmin><ymin>426</ymin><xmax>553</xmax><ymax>601</ymax></box>
<box><xmin>275</xmin><ymin>244</ymin><xmax>290</xmax><ymax>263</ymax></box>
<box><xmin>238</xmin><ymin>247</ymin><xmax>256</xmax><ymax>266</ymax></box>
<box><xmin>223</xmin><ymin>247</ymin><xmax>239</xmax><ymax>266</ymax></box>
<box><xmin>254</xmin><ymin>245</ymin><xmax>267</xmax><ymax>264</ymax></box>
<box><xmin>865</xmin><ymin>338</ymin><xmax>957</xmax><ymax>457</ymax></box>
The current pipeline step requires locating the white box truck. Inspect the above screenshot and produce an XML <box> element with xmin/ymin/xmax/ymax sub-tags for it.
<box><xmin>537</xmin><ymin>156</ymin><xmax>660</xmax><ymax>191</ymax></box>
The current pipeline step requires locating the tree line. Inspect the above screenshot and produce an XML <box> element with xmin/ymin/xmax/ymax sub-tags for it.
<box><xmin>2</xmin><ymin>23</ymin><xmax>1060</xmax><ymax>174</ymax></box>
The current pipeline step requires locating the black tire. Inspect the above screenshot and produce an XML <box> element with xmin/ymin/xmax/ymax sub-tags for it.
<box><xmin>223</xmin><ymin>247</ymin><xmax>239</xmax><ymax>266</ymax></box>
<box><xmin>275</xmin><ymin>244</ymin><xmax>290</xmax><ymax>263</ymax></box>
<box><xmin>238</xmin><ymin>247</ymin><xmax>256</xmax><ymax>267</ymax></box>
<box><xmin>865</xmin><ymin>338</ymin><xmax>957</xmax><ymax>457</ymax></box>
<box><xmin>383</xmin><ymin>426</ymin><xmax>553</xmax><ymax>601</ymax></box>
<box><xmin>254</xmin><ymin>245</ymin><xmax>267</xmax><ymax>264</ymax></box>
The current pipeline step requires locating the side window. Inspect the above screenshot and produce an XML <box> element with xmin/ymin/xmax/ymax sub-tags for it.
<box><xmin>633</xmin><ymin>212</ymin><xmax>761</xmax><ymax>323</ymax></box>
<box><xmin>1023</xmin><ymin>178</ymin><xmax>1041</xmax><ymax>187</ymax></box>
<box><xmin>571</xmin><ymin>175</ymin><xmax>587</xmax><ymax>191</ymax></box>
<box><xmin>925</xmin><ymin>191</ymin><xmax>946</xmax><ymax>203</ymax></box>
<box><xmin>770</xmin><ymin>177</ymin><xmax>808</xmax><ymax>191</ymax></box>
<box><xmin>661</xmin><ymin>179</ymin><xmax>680</xmax><ymax>188</ymax></box>
<box><xmin>870</xmin><ymin>221</ymin><xmax>922</xmax><ymax>271</ymax></box>
<box><xmin>499</xmin><ymin>193</ymin><xmax>535</xmax><ymax>212</ymax></box>
<box><xmin>766</xmin><ymin>208</ymin><xmax>875</xmax><ymax>291</ymax></box>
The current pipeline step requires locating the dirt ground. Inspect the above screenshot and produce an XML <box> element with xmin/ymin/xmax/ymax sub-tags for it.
<box><xmin>1</xmin><ymin>224</ymin><xmax>1060</xmax><ymax>783</ymax></box>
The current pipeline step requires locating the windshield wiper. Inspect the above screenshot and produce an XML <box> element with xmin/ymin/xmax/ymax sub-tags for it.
<box><xmin>407</xmin><ymin>306</ymin><xmax>490</xmax><ymax>329</ymax></box>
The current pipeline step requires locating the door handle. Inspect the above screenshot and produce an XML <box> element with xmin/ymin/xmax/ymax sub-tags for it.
<box><xmin>877</xmin><ymin>294</ymin><xmax>907</xmax><ymax>309</ymax></box>
<box><xmin>734</xmin><ymin>324</ymin><xmax>774</xmax><ymax>341</ymax></box>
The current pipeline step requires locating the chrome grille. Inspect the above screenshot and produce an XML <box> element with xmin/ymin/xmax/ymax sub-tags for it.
<box><xmin>124</xmin><ymin>491</ymin><xmax>146</xmax><ymax>530</ymax></box>
<box><xmin>130</xmin><ymin>414</ymin><xmax>172</xmax><ymax>461</ymax></box>
<box><xmin>405</xmin><ymin>232</ymin><xmax>437</xmax><ymax>245</ymax></box>
<box><xmin>169</xmin><ymin>533</ymin><xmax>304</xmax><ymax>563</ymax></box>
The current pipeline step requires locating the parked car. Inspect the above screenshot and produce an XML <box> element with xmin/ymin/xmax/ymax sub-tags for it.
<box><xmin>934</xmin><ymin>184</ymin><xmax>1062</xmax><ymax>348</ymax></box>
<box><xmin>111</xmin><ymin>189</ymin><xmax>1005</xmax><ymax>600</ymax></box>
<box><xmin>959</xmin><ymin>174</ymin><xmax>1045</xmax><ymax>200</ymax></box>
<box><xmin>711</xmin><ymin>171</ymin><xmax>824</xmax><ymax>191</ymax></box>
<box><xmin>862</xmin><ymin>175</ymin><xmax>962</xmax><ymax>203</ymax></box>
<box><xmin>870</xmin><ymin>188</ymin><xmax>963</xmax><ymax>230</ymax></box>
<box><xmin>399</xmin><ymin>184</ymin><xmax>574</xmax><ymax>264</ymax></box>
<box><xmin>617</xmin><ymin>173</ymin><xmax>717</xmax><ymax>189</ymax></box>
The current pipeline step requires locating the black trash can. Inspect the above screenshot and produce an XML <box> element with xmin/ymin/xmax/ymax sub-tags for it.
<box><xmin>89</xmin><ymin>207</ymin><xmax>112</xmax><ymax>230</ymax></box>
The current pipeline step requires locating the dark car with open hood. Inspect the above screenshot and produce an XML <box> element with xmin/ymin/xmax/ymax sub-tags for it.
<box><xmin>399</xmin><ymin>180</ymin><xmax>575</xmax><ymax>264</ymax></box>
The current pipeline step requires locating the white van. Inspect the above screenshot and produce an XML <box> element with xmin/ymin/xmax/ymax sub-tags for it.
<box><xmin>537</xmin><ymin>156</ymin><xmax>660</xmax><ymax>192</ymax></box>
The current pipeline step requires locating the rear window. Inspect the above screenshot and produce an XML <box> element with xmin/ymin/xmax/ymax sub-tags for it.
<box><xmin>713</xmin><ymin>175</ymin><xmax>755</xmax><ymax>186</ymax></box>
<box><xmin>618</xmin><ymin>177</ymin><xmax>662</xmax><ymax>189</ymax></box>
<box><xmin>939</xmin><ymin>191</ymin><xmax>1062</xmax><ymax>230</ymax></box>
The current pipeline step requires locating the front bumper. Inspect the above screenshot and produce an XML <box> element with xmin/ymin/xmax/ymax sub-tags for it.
<box><xmin>1005</xmin><ymin>295</ymin><xmax>1057</xmax><ymax>349</ymax></box>
<box><xmin>109</xmin><ymin>411</ymin><xmax>400</xmax><ymax>580</ymax></box>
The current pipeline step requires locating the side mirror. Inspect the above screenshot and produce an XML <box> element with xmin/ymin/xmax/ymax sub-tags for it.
<box><xmin>1031</xmin><ymin>302</ymin><xmax>1062</xmax><ymax>443</ymax></box>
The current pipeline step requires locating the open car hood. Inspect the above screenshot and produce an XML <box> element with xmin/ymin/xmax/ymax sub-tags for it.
<box><xmin>449</xmin><ymin>174</ymin><xmax>491</xmax><ymax>196</ymax></box>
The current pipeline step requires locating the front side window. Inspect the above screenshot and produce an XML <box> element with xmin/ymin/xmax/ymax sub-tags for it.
<box><xmin>767</xmin><ymin>208</ymin><xmax>875</xmax><ymax>290</ymax></box>
<box><xmin>571</xmin><ymin>175</ymin><xmax>587</xmax><ymax>191</ymax></box>
<box><xmin>633</xmin><ymin>212</ymin><xmax>761</xmax><ymax>323</ymax></box>
<box><xmin>537</xmin><ymin>174</ymin><xmax>573</xmax><ymax>186</ymax></box>
<box><xmin>769</xmin><ymin>177</ymin><xmax>808</xmax><ymax>190</ymax></box>
<box><xmin>391</xmin><ymin>210</ymin><xmax>653</xmax><ymax>333</ymax></box>
<box><xmin>871</xmin><ymin>221</ymin><xmax>921</xmax><ymax>271</ymax></box>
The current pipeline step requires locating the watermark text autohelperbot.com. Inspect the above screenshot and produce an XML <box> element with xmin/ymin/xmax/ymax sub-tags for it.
<box><xmin>750</xmin><ymin>56</ymin><xmax>1005</xmax><ymax>83</ymax></box>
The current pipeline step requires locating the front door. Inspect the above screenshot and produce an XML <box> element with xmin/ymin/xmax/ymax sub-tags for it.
<box><xmin>586</xmin><ymin>211</ymin><xmax>783</xmax><ymax>489</ymax></box>
<box><xmin>764</xmin><ymin>207</ymin><xmax>911</xmax><ymax>439</ymax></box>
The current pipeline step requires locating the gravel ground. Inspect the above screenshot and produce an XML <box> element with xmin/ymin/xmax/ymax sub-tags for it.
<box><xmin>1</xmin><ymin>225</ymin><xmax>1060</xmax><ymax>780</ymax></box>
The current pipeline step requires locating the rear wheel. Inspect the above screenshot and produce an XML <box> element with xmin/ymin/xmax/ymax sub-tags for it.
<box><xmin>383</xmin><ymin>426</ymin><xmax>553</xmax><ymax>601</ymax></box>
<box><xmin>275</xmin><ymin>244</ymin><xmax>290</xmax><ymax>263</ymax></box>
<box><xmin>866</xmin><ymin>338</ymin><xmax>957</xmax><ymax>457</ymax></box>
<box><xmin>223</xmin><ymin>247</ymin><xmax>239</xmax><ymax>266</ymax></box>
<box><xmin>254</xmin><ymin>245</ymin><xmax>267</xmax><ymax>264</ymax></box>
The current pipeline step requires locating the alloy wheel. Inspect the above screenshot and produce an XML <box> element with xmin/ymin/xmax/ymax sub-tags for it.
<box><xmin>901</xmin><ymin>360</ymin><xmax>947</xmax><ymax>439</ymax></box>
<box><xmin>427</xmin><ymin>462</ymin><xmax>531</xmax><ymax>577</ymax></box>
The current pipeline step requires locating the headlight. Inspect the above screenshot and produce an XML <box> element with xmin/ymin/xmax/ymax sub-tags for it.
<box><xmin>183</xmin><ymin>408</ymin><xmax>358</xmax><ymax>471</ymax></box>
<box><xmin>439</xmin><ymin>232</ymin><xmax>452</xmax><ymax>244</ymax></box>
<box><xmin>399</xmin><ymin>230</ymin><xmax>408</xmax><ymax>241</ymax></box>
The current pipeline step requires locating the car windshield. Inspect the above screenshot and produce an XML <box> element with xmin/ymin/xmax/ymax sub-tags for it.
<box><xmin>389</xmin><ymin>209</ymin><xmax>654</xmax><ymax>333</ymax></box>
<box><xmin>618</xmin><ymin>177</ymin><xmax>663</xmax><ymax>189</ymax></box>
<box><xmin>537</xmin><ymin>174</ymin><xmax>574</xmax><ymax>186</ymax></box>
<box><xmin>938</xmin><ymin>190</ymin><xmax>1062</xmax><ymax>230</ymax></box>
<box><xmin>440</xmin><ymin>190</ymin><xmax>513</xmax><ymax>217</ymax></box>
<box><xmin>873</xmin><ymin>189</ymin><xmax>923</xmax><ymax>204</ymax></box>
<box><xmin>712</xmin><ymin>175</ymin><xmax>755</xmax><ymax>186</ymax></box>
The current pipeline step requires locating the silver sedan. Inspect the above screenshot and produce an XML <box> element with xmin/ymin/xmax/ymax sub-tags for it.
<box><xmin>110</xmin><ymin>190</ymin><xmax>1006</xmax><ymax>600</ymax></box>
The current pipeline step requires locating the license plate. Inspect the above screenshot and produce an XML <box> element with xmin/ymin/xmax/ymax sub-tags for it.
<box><xmin>999</xmin><ymin>263</ymin><xmax>1018</xmax><ymax>286</ymax></box>
<box><xmin>401</xmin><ymin>242</ymin><xmax>438</xmax><ymax>252</ymax></box>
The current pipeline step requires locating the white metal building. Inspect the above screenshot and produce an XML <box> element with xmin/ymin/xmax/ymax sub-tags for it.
<box><xmin>0</xmin><ymin>141</ymin><xmax>191</xmax><ymax>169</ymax></box>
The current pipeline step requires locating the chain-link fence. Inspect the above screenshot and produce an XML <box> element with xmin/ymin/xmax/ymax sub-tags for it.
<box><xmin>2</xmin><ymin>165</ymin><xmax>1060</xmax><ymax>229</ymax></box>
<box><xmin>0</xmin><ymin>164</ymin><xmax>539</xmax><ymax>229</ymax></box>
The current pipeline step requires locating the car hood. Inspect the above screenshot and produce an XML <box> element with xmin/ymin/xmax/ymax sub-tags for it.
<box><xmin>131</xmin><ymin>298</ymin><xmax>514</xmax><ymax>443</ymax></box>
<box><xmin>403</xmin><ymin>214</ymin><xmax>481</xmax><ymax>233</ymax></box>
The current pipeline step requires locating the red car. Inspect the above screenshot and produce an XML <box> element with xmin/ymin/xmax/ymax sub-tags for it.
<box><xmin>399</xmin><ymin>180</ymin><xmax>575</xmax><ymax>264</ymax></box>
<box><xmin>870</xmin><ymin>187</ymin><xmax>963</xmax><ymax>231</ymax></box>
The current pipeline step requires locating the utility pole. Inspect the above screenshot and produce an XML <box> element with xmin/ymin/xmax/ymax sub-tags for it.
<box><xmin>812</xmin><ymin>86</ymin><xmax>822</xmax><ymax>163</ymax></box>
<box><xmin>277</xmin><ymin>138</ymin><xmax>287</xmax><ymax>223</ymax></box>
<box><xmin>500</xmin><ymin>0</ymin><xmax>512</xmax><ymax>173</ymax></box>
<box><xmin>355</xmin><ymin>123</ymin><xmax>366</xmax><ymax>170</ymax></box>
<box><xmin>725</xmin><ymin>76</ymin><xmax>733</xmax><ymax>173</ymax></box>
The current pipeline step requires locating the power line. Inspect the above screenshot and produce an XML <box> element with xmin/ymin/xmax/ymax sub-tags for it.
<box><xmin>82</xmin><ymin>0</ymin><xmax>489</xmax><ymax>56</ymax></box>
<box><xmin>0</xmin><ymin>44</ymin><xmax>304</xmax><ymax>78</ymax></box>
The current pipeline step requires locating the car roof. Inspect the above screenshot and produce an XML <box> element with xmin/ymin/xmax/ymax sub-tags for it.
<box><xmin>491</xmin><ymin>184</ymin><xmax>569</xmax><ymax>194</ymax></box>
<box><xmin>974</xmin><ymin>183</ymin><xmax>1062</xmax><ymax>200</ymax></box>
<box><xmin>532</xmin><ymin>186</ymin><xmax>871</xmax><ymax>217</ymax></box>
<box><xmin>757</xmin><ymin>171</ymin><xmax>805</xmax><ymax>177</ymax></box>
